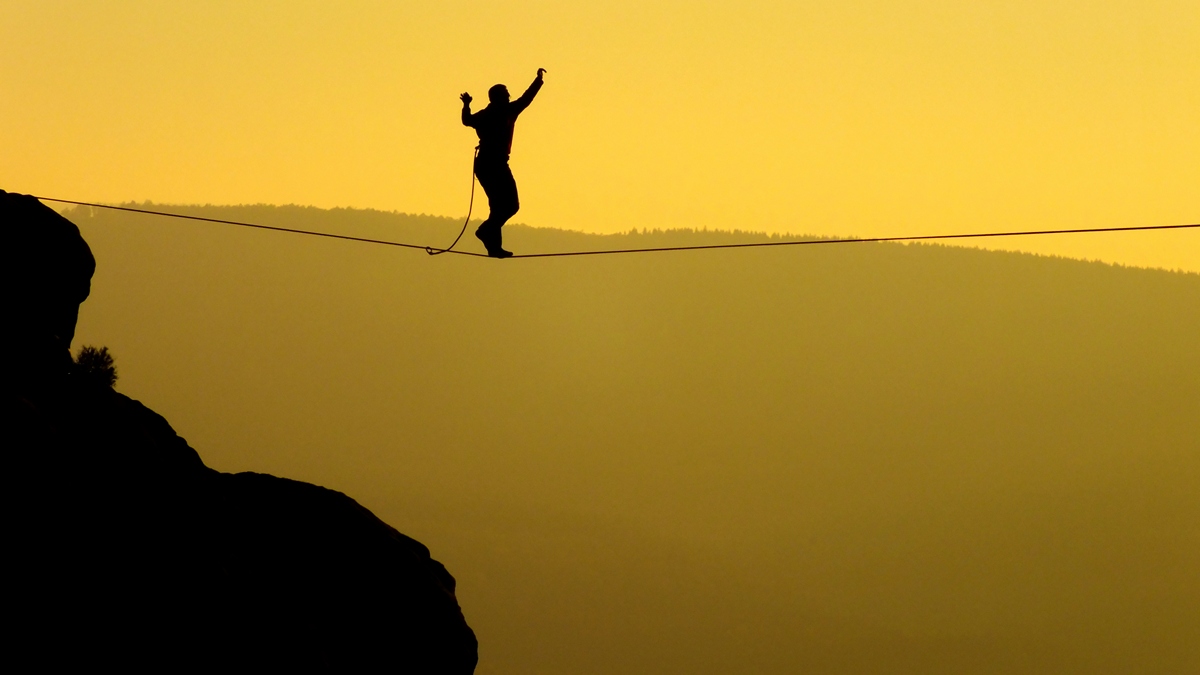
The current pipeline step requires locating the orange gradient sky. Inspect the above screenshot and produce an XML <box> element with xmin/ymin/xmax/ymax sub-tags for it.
<box><xmin>3</xmin><ymin>0</ymin><xmax>1197</xmax><ymax>271</ymax></box>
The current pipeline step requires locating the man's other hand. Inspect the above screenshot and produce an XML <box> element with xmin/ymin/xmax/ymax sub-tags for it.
<box><xmin>460</xmin><ymin>92</ymin><xmax>472</xmax><ymax>105</ymax></box>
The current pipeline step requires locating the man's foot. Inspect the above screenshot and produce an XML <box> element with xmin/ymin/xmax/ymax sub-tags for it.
<box><xmin>475</xmin><ymin>225</ymin><xmax>498</xmax><ymax>254</ymax></box>
<box><xmin>476</xmin><ymin>224</ymin><xmax>512</xmax><ymax>258</ymax></box>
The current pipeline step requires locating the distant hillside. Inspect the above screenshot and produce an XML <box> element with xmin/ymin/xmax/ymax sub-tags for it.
<box><xmin>68</xmin><ymin>203</ymin><xmax>1199</xmax><ymax>674</ymax></box>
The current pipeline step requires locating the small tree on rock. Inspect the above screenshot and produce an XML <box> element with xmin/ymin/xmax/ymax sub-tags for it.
<box><xmin>74</xmin><ymin>345</ymin><xmax>117</xmax><ymax>388</ymax></box>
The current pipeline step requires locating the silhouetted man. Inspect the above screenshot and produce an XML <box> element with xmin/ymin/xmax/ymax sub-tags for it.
<box><xmin>461</xmin><ymin>68</ymin><xmax>545</xmax><ymax>258</ymax></box>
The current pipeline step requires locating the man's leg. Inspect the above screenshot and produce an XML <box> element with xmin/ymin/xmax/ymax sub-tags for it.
<box><xmin>489</xmin><ymin>171</ymin><xmax>519</xmax><ymax>255</ymax></box>
<box><xmin>474</xmin><ymin>159</ymin><xmax>519</xmax><ymax>257</ymax></box>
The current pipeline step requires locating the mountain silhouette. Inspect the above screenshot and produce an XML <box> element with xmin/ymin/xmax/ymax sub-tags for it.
<box><xmin>2</xmin><ymin>190</ymin><xmax>477</xmax><ymax>671</ymax></box>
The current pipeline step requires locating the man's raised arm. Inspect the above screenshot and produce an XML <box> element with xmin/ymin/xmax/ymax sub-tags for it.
<box><xmin>513</xmin><ymin>68</ymin><xmax>546</xmax><ymax>113</ymax></box>
<box><xmin>460</xmin><ymin>92</ymin><xmax>474</xmax><ymax>127</ymax></box>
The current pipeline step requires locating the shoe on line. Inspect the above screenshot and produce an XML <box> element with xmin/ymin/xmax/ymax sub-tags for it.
<box><xmin>476</xmin><ymin>225</ymin><xmax>512</xmax><ymax>258</ymax></box>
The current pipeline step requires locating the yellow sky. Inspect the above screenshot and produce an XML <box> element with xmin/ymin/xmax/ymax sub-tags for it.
<box><xmin>4</xmin><ymin>1</ymin><xmax>1197</xmax><ymax>271</ymax></box>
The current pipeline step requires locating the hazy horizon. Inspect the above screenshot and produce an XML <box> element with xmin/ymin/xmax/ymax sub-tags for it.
<box><xmin>48</xmin><ymin>198</ymin><xmax>1200</xmax><ymax>276</ymax></box>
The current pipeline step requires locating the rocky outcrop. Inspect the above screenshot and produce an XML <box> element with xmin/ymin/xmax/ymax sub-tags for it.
<box><xmin>1</xmin><ymin>190</ymin><xmax>477</xmax><ymax>671</ymax></box>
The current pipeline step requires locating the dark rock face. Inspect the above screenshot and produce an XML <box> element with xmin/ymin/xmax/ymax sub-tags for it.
<box><xmin>0</xmin><ymin>190</ymin><xmax>95</xmax><ymax>351</ymax></box>
<box><xmin>2</xmin><ymin>191</ymin><xmax>477</xmax><ymax>671</ymax></box>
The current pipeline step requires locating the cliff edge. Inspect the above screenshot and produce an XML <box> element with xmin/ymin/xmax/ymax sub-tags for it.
<box><xmin>1</xmin><ymin>190</ymin><xmax>478</xmax><ymax>671</ymax></box>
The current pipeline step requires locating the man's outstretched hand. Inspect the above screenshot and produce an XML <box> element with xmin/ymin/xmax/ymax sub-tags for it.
<box><xmin>536</xmin><ymin>68</ymin><xmax>547</xmax><ymax>80</ymax></box>
<box><xmin>460</xmin><ymin>92</ymin><xmax>472</xmax><ymax>105</ymax></box>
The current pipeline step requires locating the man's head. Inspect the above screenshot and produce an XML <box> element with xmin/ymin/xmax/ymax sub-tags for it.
<box><xmin>488</xmin><ymin>84</ymin><xmax>510</xmax><ymax>104</ymax></box>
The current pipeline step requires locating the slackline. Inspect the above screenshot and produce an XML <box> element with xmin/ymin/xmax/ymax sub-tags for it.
<box><xmin>34</xmin><ymin>195</ymin><xmax>1200</xmax><ymax>260</ymax></box>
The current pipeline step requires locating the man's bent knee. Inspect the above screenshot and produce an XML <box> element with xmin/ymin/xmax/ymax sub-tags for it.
<box><xmin>497</xmin><ymin>201</ymin><xmax>519</xmax><ymax>222</ymax></box>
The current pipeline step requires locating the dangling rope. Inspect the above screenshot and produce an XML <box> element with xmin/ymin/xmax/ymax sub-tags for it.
<box><xmin>426</xmin><ymin>146</ymin><xmax>479</xmax><ymax>256</ymax></box>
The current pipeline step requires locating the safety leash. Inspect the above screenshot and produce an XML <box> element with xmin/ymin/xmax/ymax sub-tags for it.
<box><xmin>426</xmin><ymin>146</ymin><xmax>480</xmax><ymax>256</ymax></box>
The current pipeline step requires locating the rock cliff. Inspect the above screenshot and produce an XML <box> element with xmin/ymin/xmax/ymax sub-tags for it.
<box><xmin>1</xmin><ymin>190</ymin><xmax>477</xmax><ymax>671</ymax></box>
